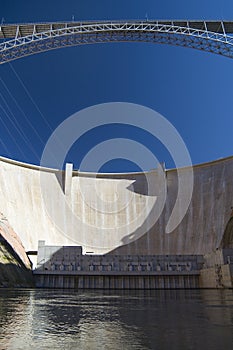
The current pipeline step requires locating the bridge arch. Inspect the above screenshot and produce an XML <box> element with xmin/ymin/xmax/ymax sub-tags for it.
<box><xmin>1</xmin><ymin>20</ymin><xmax>233</xmax><ymax>63</ymax></box>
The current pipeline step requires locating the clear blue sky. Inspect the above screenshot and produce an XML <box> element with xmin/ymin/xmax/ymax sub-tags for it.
<box><xmin>1</xmin><ymin>0</ymin><xmax>233</xmax><ymax>171</ymax></box>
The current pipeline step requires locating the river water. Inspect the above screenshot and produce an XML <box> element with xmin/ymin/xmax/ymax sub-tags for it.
<box><xmin>0</xmin><ymin>289</ymin><xmax>233</xmax><ymax>350</ymax></box>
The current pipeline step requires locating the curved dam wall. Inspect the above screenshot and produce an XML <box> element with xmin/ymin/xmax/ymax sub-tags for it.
<box><xmin>0</xmin><ymin>156</ymin><xmax>232</xmax><ymax>255</ymax></box>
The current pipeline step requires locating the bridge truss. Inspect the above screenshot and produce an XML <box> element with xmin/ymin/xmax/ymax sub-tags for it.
<box><xmin>1</xmin><ymin>20</ymin><xmax>233</xmax><ymax>63</ymax></box>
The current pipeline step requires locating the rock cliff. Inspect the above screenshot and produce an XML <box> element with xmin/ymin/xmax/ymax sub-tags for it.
<box><xmin>0</xmin><ymin>213</ymin><xmax>33</xmax><ymax>287</ymax></box>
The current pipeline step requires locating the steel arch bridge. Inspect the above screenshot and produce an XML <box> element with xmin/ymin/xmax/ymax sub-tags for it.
<box><xmin>1</xmin><ymin>20</ymin><xmax>233</xmax><ymax>64</ymax></box>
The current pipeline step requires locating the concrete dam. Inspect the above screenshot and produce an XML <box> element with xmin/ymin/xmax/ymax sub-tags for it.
<box><xmin>0</xmin><ymin>155</ymin><xmax>233</xmax><ymax>289</ymax></box>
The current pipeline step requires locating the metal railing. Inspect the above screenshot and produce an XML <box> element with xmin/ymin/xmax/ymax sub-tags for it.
<box><xmin>1</xmin><ymin>20</ymin><xmax>233</xmax><ymax>63</ymax></box>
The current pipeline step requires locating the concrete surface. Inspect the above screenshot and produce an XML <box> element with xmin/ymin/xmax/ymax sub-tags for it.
<box><xmin>0</xmin><ymin>155</ymin><xmax>233</xmax><ymax>255</ymax></box>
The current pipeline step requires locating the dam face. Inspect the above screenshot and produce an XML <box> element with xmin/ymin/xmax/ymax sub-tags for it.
<box><xmin>0</xmin><ymin>155</ymin><xmax>233</xmax><ymax>256</ymax></box>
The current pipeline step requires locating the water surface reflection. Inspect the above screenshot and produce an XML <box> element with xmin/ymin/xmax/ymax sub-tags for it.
<box><xmin>0</xmin><ymin>289</ymin><xmax>233</xmax><ymax>349</ymax></box>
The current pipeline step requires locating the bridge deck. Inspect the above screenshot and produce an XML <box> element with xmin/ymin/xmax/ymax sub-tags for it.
<box><xmin>1</xmin><ymin>20</ymin><xmax>233</xmax><ymax>39</ymax></box>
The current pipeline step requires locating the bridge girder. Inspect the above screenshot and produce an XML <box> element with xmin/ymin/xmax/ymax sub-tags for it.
<box><xmin>1</xmin><ymin>20</ymin><xmax>233</xmax><ymax>63</ymax></box>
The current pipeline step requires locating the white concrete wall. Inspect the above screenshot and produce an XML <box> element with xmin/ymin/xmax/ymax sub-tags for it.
<box><xmin>0</xmin><ymin>155</ymin><xmax>233</xmax><ymax>255</ymax></box>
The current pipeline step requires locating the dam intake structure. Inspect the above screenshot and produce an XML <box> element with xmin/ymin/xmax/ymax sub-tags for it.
<box><xmin>34</xmin><ymin>241</ymin><xmax>233</xmax><ymax>289</ymax></box>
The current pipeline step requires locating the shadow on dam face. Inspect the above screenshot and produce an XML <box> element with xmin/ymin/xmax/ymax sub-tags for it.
<box><xmin>55</xmin><ymin>170</ymin><xmax>66</xmax><ymax>193</ymax></box>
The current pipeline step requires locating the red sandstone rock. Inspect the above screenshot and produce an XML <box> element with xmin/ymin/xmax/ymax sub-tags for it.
<box><xmin>0</xmin><ymin>212</ymin><xmax>31</xmax><ymax>269</ymax></box>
